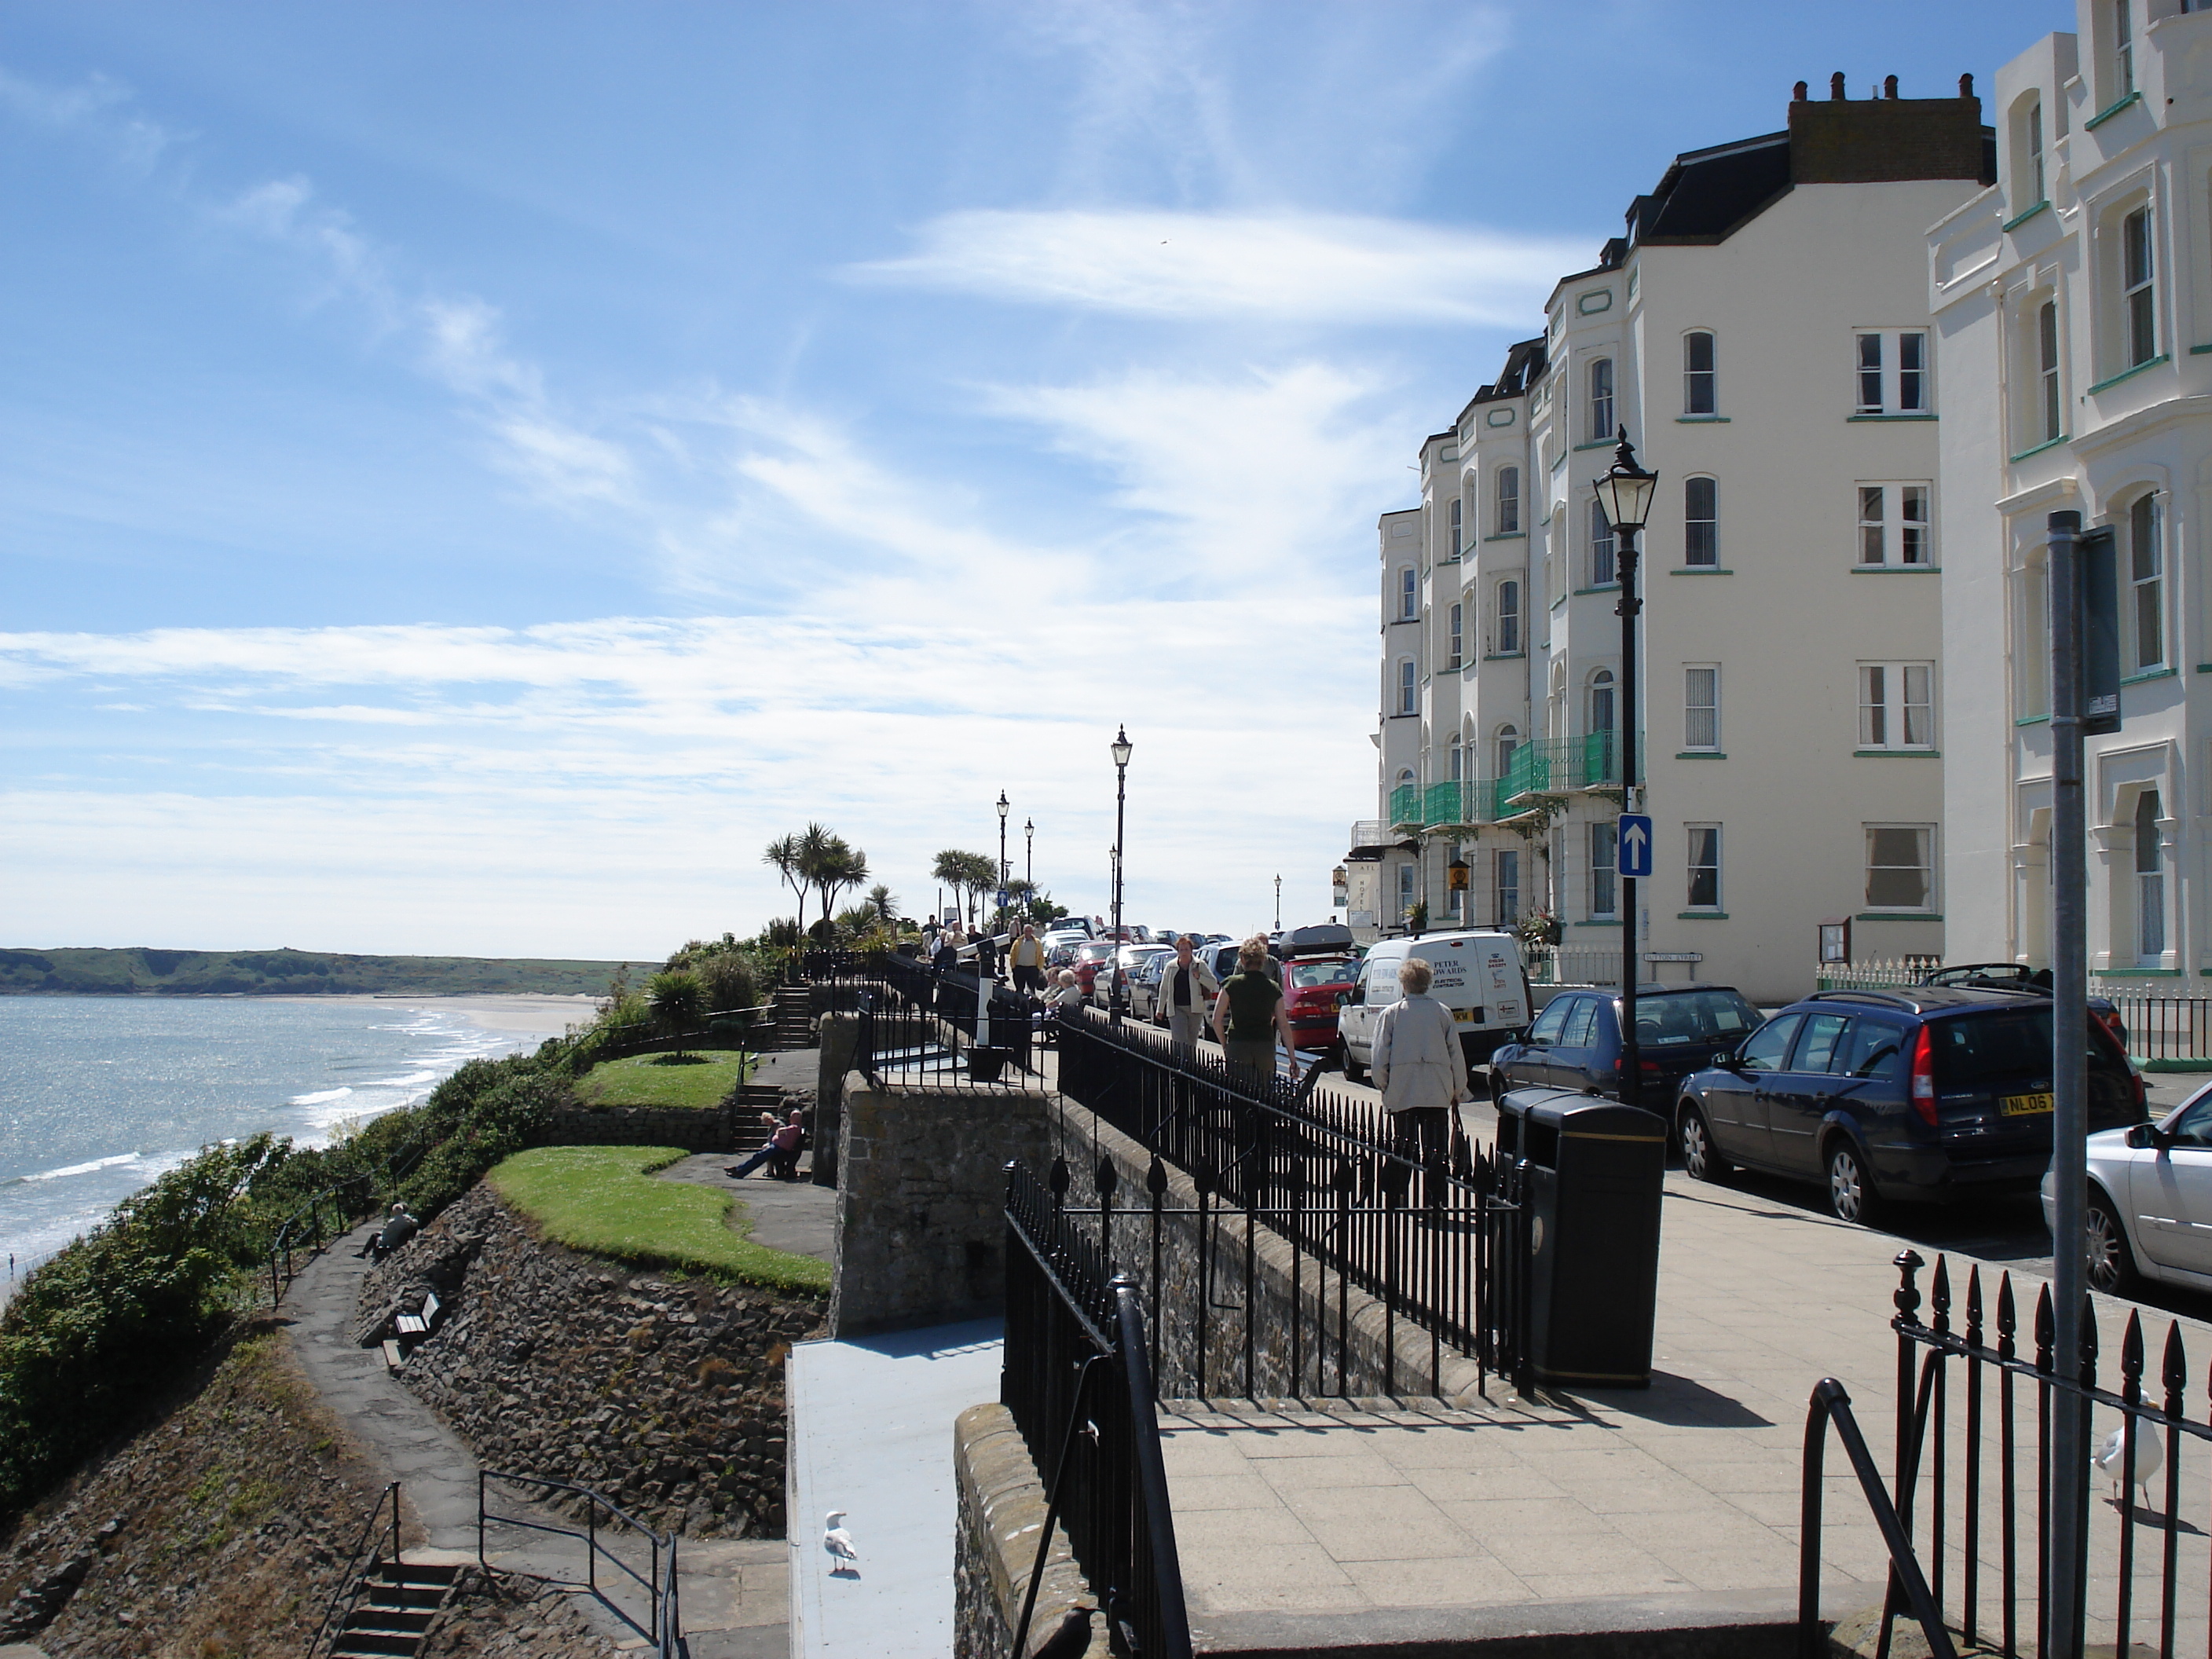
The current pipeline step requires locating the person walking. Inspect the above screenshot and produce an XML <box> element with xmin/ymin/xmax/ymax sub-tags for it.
<box><xmin>1159</xmin><ymin>933</ymin><xmax>1221</xmax><ymax>1052</ymax></box>
<box><xmin>932</xmin><ymin>925</ymin><xmax>961</xmax><ymax>973</ymax></box>
<box><xmin>1211</xmin><ymin>935</ymin><xmax>1296</xmax><ymax>1085</ymax></box>
<box><xmin>1371</xmin><ymin>956</ymin><xmax>1469</xmax><ymax>1172</ymax></box>
<box><xmin>1007</xmin><ymin>924</ymin><xmax>1049</xmax><ymax>994</ymax></box>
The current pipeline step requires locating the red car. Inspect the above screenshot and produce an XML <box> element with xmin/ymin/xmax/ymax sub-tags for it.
<box><xmin>1284</xmin><ymin>957</ymin><xmax>1360</xmax><ymax>1050</ymax></box>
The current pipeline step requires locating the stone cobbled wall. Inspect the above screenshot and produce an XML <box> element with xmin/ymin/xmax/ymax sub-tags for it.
<box><xmin>355</xmin><ymin>1185</ymin><xmax>825</xmax><ymax>1538</ymax></box>
<box><xmin>951</xmin><ymin>1402</ymin><xmax>1105</xmax><ymax>1659</ymax></box>
<box><xmin>537</xmin><ymin>1103</ymin><xmax>742</xmax><ymax>1153</ymax></box>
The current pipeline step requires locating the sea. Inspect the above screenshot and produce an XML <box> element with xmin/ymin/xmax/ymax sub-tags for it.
<box><xmin>0</xmin><ymin>997</ymin><xmax>531</xmax><ymax>1288</ymax></box>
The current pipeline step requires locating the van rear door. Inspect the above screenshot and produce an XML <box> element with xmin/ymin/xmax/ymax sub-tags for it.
<box><xmin>1477</xmin><ymin>938</ymin><xmax>1528</xmax><ymax>1027</ymax></box>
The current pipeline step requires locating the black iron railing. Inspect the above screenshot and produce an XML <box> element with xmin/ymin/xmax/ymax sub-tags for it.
<box><xmin>268</xmin><ymin>1172</ymin><xmax>375</xmax><ymax>1306</ymax></box>
<box><xmin>1800</xmin><ymin>1250</ymin><xmax>2212</xmax><ymax>1659</ymax></box>
<box><xmin>313</xmin><ymin>1481</ymin><xmax>402</xmax><ymax>1658</ymax></box>
<box><xmin>477</xmin><ymin>1470</ymin><xmax>678</xmax><ymax>1652</ymax></box>
<box><xmin>1004</xmin><ymin>1164</ymin><xmax>1192</xmax><ymax>1659</ymax></box>
<box><xmin>1800</xmin><ymin>1379</ymin><xmax>1956</xmax><ymax>1659</ymax></box>
<box><xmin>1053</xmin><ymin>1010</ymin><xmax>1526</xmax><ymax>1393</ymax></box>
<box><xmin>843</xmin><ymin>964</ymin><xmax>1038</xmax><ymax>1088</ymax></box>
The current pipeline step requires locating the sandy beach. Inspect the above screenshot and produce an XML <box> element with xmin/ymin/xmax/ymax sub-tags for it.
<box><xmin>265</xmin><ymin>993</ymin><xmax>601</xmax><ymax>1039</ymax></box>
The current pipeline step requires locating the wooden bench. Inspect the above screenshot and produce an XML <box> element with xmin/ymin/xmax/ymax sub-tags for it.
<box><xmin>394</xmin><ymin>1290</ymin><xmax>441</xmax><ymax>1353</ymax></box>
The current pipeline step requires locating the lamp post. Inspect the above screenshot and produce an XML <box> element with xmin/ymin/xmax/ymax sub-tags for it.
<box><xmin>996</xmin><ymin>790</ymin><xmax>1010</xmax><ymax>932</ymax></box>
<box><xmin>1592</xmin><ymin>429</ymin><xmax>1657</xmax><ymax>1109</ymax></box>
<box><xmin>1110</xmin><ymin>726</ymin><xmax>1132</xmax><ymax>1025</ymax></box>
<box><xmin>1024</xmin><ymin>817</ymin><xmax>1035</xmax><ymax>917</ymax></box>
<box><xmin>1274</xmin><ymin>874</ymin><xmax>1282</xmax><ymax>932</ymax></box>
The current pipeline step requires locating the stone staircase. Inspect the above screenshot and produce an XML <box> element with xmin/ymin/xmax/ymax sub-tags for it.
<box><xmin>326</xmin><ymin>1558</ymin><xmax>461</xmax><ymax>1657</ymax></box>
<box><xmin>769</xmin><ymin>984</ymin><xmax>814</xmax><ymax>1050</ymax></box>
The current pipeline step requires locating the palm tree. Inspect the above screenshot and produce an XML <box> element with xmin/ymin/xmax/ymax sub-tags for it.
<box><xmin>814</xmin><ymin>839</ymin><xmax>870</xmax><ymax>925</ymax></box>
<box><xmin>932</xmin><ymin>849</ymin><xmax>972</xmax><ymax>925</ymax></box>
<box><xmin>866</xmin><ymin>882</ymin><xmax>897</xmax><ymax>923</ymax></box>
<box><xmin>762</xmin><ymin>834</ymin><xmax>808</xmax><ymax>935</ymax></box>
<box><xmin>646</xmin><ymin>970</ymin><xmax>705</xmax><ymax>1057</ymax></box>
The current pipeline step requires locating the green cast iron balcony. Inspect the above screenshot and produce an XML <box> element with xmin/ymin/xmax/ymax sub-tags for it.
<box><xmin>1388</xmin><ymin>783</ymin><xmax>1421</xmax><ymax>827</ymax></box>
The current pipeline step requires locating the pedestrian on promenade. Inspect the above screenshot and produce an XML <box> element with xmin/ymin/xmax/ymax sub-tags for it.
<box><xmin>1211</xmin><ymin>936</ymin><xmax>1295</xmax><ymax>1086</ymax></box>
<box><xmin>1159</xmin><ymin>934</ymin><xmax>1221</xmax><ymax>1053</ymax></box>
<box><xmin>1371</xmin><ymin>956</ymin><xmax>1468</xmax><ymax>1173</ymax></box>
<box><xmin>1007</xmin><ymin>925</ymin><xmax>1049</xmax><ymax>994</ymax></box>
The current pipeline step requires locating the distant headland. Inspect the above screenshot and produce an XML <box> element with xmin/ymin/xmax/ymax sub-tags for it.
<box><xmin>0</xmin><ymin>947</ymin><xmax>633</xmax><ymax>998</ymax></box>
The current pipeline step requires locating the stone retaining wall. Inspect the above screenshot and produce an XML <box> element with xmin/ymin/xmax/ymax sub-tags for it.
<box><xmin>1046</xmin><ymin>1098</ymin><xmax>1486</xmax><ymax>1404</ymax></box>
<box><xmin>537</xmin><ymin>1103</ymin><xmax>743</xmax><ymax>1153</ymax></box>
<box><xmin>828</xmin><ymin>1072</ymin><xmax>1050</xmax><ymax>1337</ymax></box>
<box><xmin>952</xmin><ymin>1403</ymin><xmax>1107</xmax><ymax>1659</ymax></box>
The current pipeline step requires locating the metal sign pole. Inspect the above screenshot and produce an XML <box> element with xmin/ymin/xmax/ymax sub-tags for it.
<box><xmin>2046</xmin><ymin>508</ymin><xmax>2088</xmax><ymax>1659</ymax></box>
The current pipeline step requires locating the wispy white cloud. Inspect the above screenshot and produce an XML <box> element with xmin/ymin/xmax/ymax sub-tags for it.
<box><xmin>848</xmin><ymin>207</ymin><xmax>1586</xmax><ymax>325</ymax></box>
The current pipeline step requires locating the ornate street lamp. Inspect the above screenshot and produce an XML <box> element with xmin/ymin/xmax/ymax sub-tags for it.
<box><xmin>1274</xmin><ymin>873</ymin><xmax>1282</xmax><ymax>932</ymax></box>
<box><xmin>995</xmin><ymin>791</ymin><xmax>1010</xmax><ymax>932</ymax></box>
<box><xmin>1591</xmin><ymin>429</ymin><xmax>1657</xmax><ymax>1107</ymax></box>
<box><xmin>1110</xmin><ymin>726</ymin><xmax>1132</xmax><ymax>1024</ymax></box>
<box><xmin>1024</xmin><ymin>817</ymin><xmax>1035</xmax><ymax>917</ymax></box>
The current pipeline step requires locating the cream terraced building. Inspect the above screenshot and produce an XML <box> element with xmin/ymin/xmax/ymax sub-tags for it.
<box><xmin>1931</xmin><ymin>0</ymin><xmax>2212</xmax><ymax>985</ymax></box>
<box><xmin>1353</xmin><ymin>80</ymin><xmax>1991</xmax><ymax>1003</ymax></box>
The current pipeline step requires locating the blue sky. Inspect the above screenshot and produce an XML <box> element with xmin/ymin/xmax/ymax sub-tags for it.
<box><xmin>1</xmin><ymin>1</ymin><xmax>2068</xmax><ymax>959</ymax></box>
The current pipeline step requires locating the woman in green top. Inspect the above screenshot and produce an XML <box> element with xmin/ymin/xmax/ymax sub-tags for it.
<box><xmin>1210</xmin><ymin>936</ymin><xmax>1297</xmax><ymax>1083</ymax></box>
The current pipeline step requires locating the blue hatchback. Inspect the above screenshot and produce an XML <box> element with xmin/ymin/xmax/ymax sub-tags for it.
<box><xmin>1673</xmin><ymin>986</ymin><xmax>2145</xmax><ymax>1224</ymax></box>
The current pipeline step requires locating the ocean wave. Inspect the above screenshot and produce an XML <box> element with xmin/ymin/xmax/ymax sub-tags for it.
<box><xmin>289</xmin><ymin>1086</ymin><xmax>355</xmax><ymax>1106</ymax></box>
<box><xmin>361</xmin><ymin>1072</ymin><xmax>438</xmax><ymax>1090</ymax></box>
<box><xmin>16</xmin><ymin>1152</ymin><xmax>142</xmax><ymax>1184</ymax></box>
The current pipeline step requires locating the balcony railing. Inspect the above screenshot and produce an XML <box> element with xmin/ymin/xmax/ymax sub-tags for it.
<box><xmin>1348</xmin><ymin>819</ymin><xmax>1387</xmax><ymax>851</ymax></box>
<box><xmin>1387</xmin><ymin>784</ymin><xmax>1420</xmax><ymax>827</ymax></box>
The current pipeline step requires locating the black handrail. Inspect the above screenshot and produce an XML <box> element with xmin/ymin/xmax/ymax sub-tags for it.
<box><xmin>476</xmin><ymin>1468</ymin><xmax>676</xmax><ymax>1648</ymax></box>
<box><xmin>1800</xmin><ymin>1378</ymin><xmax>1955</xmax><ymax>1659</ymax></box>
<box><xmin>268</xmin><ymin>1171</ymin><xmax>375</xmax><ymax>1306</ymax></box>
<box><xmin>313</xmin><ymin>1481</ymin><xmax>401</xmax><ymax>1658</ymax></box>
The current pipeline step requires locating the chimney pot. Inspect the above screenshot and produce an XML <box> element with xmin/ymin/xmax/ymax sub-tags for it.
<box><xmin>1830</xmin><ymin>71</ymin><xmax>1847</xmax><ymax>101</ymax></box>
<box><xmin>1793</xmin><ymin>79</ymin><xmax>1808</xmax><ymax>101</ymax></box>
<box><xmin>1960</xmin><ymin>72</ymin><xmax>1974</xmax><ymax>98</ymax></box>
<box><xmin>1884</xmin><ymin>75</ymin><xmax>1899</xmax><ymax>100</ymax></box>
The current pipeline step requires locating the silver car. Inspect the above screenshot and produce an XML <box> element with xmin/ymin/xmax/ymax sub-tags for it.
<box><xmin>2043</xmin><ymin>1082</ymin><xmax>2212</xmax><ymax>1295</ymax></box>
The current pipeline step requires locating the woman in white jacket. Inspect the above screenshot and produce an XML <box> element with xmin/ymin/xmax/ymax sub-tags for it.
<box><xmin>1371</xmin><ymin>955</ymin><xmax>1469</xmax><ymax>1169</ymax></box>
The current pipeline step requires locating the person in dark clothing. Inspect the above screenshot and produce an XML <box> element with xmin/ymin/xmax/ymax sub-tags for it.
<box><xmin>1210</xmin><ymin>936</ymin><xmax>1297</xmax><ymax>1086</ymax></box>
<box><xmin>359</xmin><ymin>1203</ymin><xmax>418</xmax><ymax>1262</ymax></box>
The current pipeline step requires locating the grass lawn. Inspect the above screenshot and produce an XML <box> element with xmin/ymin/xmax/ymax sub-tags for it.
<box><xmin>487</xmin><ymin>1144</ymin><xmax>829</xmax><ymax>1295</ymax></box>
<box><xmin>576</xmin><ymin>1049</ymin><xmax>751</xmax><ymax>1110</ymax></box>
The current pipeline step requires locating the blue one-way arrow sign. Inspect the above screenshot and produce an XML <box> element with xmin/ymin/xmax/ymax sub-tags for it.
<box><xmin>1617</xmin><ymin>814</ymin><xmax>1653</xmax><ymax>879</ymax></box>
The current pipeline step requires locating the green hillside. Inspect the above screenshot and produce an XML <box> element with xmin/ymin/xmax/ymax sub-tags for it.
<box><xmin>0</xmin><ymin>947</ymin><xmax>635</xmax><ymax>998</ymax></box>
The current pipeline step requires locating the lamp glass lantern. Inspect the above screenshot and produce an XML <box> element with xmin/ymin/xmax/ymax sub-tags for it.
<box><xmin>1110</xmin><ymin>728</ymin><xmax>1133</xmax><ymax>767</ymax></box>
<box><xmin>1591</xmin><ymin>430</ymin><xmax>1657</xmax><ymax>534</ymax></box>
<box><xmin>996</xmin><ymin>791</ymin><xmax>1009</xmax><ymax>821</ymax></box>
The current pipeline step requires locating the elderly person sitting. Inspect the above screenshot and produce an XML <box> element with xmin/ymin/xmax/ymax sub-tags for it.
<box><xmin>1371</xmin><ymin>956</ymin><xmax>1469</xmax><ymax>1170</ymax></box>
<box><xmin>359</xmin><ymin>1202</ymin><xmax>419</xmax><ymax>1262</ymax></box>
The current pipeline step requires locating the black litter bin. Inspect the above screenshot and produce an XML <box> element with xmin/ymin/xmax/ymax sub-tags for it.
<box><xmin>1503</xmin><ymin>1086</ymin><xmax>1667</xmax><ymax>1389</ymax></box>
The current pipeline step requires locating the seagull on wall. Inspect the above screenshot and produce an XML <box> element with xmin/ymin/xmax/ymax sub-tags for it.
<box><xmin>824</xmin><ymin>1510</ymin><xmax>859</xmax><ymax>1575</ymax></box>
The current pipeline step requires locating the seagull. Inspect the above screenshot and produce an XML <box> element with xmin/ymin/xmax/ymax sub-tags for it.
<box><xmin>823</xmin><ymin>1510</ymin><xmax>859</xmax><ymax>1573</ymax></box>
<box><xmin>2093</xmin><ymin>1424</ymin><xmax>2163</xmax><ymax>1507</ymax></box>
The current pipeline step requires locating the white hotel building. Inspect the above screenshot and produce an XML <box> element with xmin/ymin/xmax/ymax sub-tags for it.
<box><xmin>1350</xmin><ymin>81</ymin><xmax>1992</xmax><ymax>1002</ymax></box>
<box><xmin>1932</xmin><ymin>0</ymin><xmax>2212</xmax><ymax>987</ymax></box>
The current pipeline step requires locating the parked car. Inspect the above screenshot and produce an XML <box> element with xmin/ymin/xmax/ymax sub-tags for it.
<box><xmin>1282</xmin><ymin>956</ymin><xmax>1361</xmax><ymax>1050</ymax></box>
<box><xmin>1336</xmin><ymin>932</ymin><xmax>1532</xmax><ymax>1078</ymax></box>
<box><xmin>2045</xmin><ymin>1079</ymin><xmax>2212</xmax><ymax>1294</ymax></box>
<box><xmin>1049</xmin><ymin>918</ymin><xmax>1095</xmax><ymax>940</ymax></box>
<box><xmin>1676</xmin><ymin>986</ymin><xmax>2147</xmax><ymax>1225</ymax></box>
<box><xmin>1492</xmin><ymin>983</ymin><xmax>1762</xmax><ymax>1104</ymax></box>
<box><xmin>1918</xmin><ymin>961</ymin><xmax>2130</xmax><ymax>1050</ymax></box>
<box><xmin>1096</xmin><ymin>944</ymin><xmax>1171</xmax><ymax>1009</ymax></box>
<box><xmin>1123</xmin><ymin>950</ymin><xmax>1179</xmax><ymax>1020</ymax></box>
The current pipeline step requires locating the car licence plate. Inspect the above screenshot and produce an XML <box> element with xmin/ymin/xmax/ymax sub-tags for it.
<box><xmin>1452</xmin><ymin>1008</ymin><xmax>1479</xmax><ymax>1024</ymax></box>
<box><xmin>2001</xmin><ymin>1091</ymin><xmax>2054</xmax><ymax>1117</ymax></box>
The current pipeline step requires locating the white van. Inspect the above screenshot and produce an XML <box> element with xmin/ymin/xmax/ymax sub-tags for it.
<box><xmin>1336</xmin><ymin>932</ymin><xmax>1532</xmax><ymax>1080</ymax></box>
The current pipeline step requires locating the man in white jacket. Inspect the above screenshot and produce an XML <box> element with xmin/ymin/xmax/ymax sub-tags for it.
<box><xmin>1371</xmin><ymin>956</ymin><xmax>1469</xmax><ymax>1170</ymax></box>
<box><xmin>1157</xmin><ymin>934</ymin><xmax>1221</xmax><ymax>1051</ymax></box>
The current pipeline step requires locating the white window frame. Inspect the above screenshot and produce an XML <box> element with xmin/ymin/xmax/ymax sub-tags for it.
<box><xmin>1854</xmin><ymin>329</ymin><xmax>1932</xmax><ymax>415</ymax></box>
<box><xmin>2115</xmin><ymin>0</ymin><xmax>2137</xmax><ymax>100</ymax></box>
<box><xmin>1448</xmin><ymin>602</ymin><xmax>1464</xmax><ymax>668</ymax></box>
<box><xmin>1397</xmin><ymin>656</ymin><xmax>1417</xmax><ymax>716</ymax></box>
<box><xmin>1856</xmin><ymin>482</ymin><xmax>1933</xmax><ymax>566</ymax></box>
<box><xmin>1683</xmin><ymin>331</ymin><xmax>1716</xmax><ymax>416</ymax></box>
<box><xmin>1588</xmin><ymin>499</ymin><xmax>1617</xmax><ymax>587</ymax></box>
<box><xmin>1398</xmin><ymin>565</ymin><xmax>1418</xmax><ymax>620</ymax></box>
<box><xmin>2027</xmin><ymin>100</ymin><xmax>2045</xmax><ymax>205</ymax></box>
<box><xmin>1494</xmin><ymin>578</ymin><xmax>1522</xmax><ymax>655</ymax></box>
<box><xmin>1496</xmin><ymin>848</ymin><xmax>1521</xmax><ymax>925</ymax></box>
<box><xmin>1587</xmin><ymin>667</ymin><xmax>1617</xmax><ymax>742</ymax></box>
<box><xmin>1495</xmin><ymin>467</ymin><xmax>1521</xmax><ymax>535</ymax></box>
<box><xmin>2122</xmin><ymin>203</ymin><xmax>2157</xmax><ymax>368</ymax></box>
<box><xmin>1859</xmin><ymin>662</ymin><xmax>1936</xmax><ymax>751</ymax></box>
<box><xmin>1683</xmin><ymin>665</ymin><xmax>1719</xmax><ymax>751</ymax></box>
<box><xmin>1588</xmin><ymin>357</ymin><xmax>1615</xmax><ymax>444</ymax></box>
<box><xmin>1685</xmin><ymin>823</ymin><xmax>1721</xmax><ymax>912</ymax></box>
<box><xmin>1495</xmin><ymin>723</ymin><xmax>1520</xmax><ymax>778</ymax></box>
<box><xmin>1448</xmin><ymin>496</ymin><xmax>1463</xmax><ymax>558</ymax></box>
<box><xmin>2037</xmin><ymin>298</ymin><xmax>2062</xmax><ymax>444</ymax></box>
<box><xmin>1864</xmin><ymin>823</ymin><xmax>1936</xmax><ymax>913</ymax></box>
<box><xmin>1683</xmin><ymin>475</ymin><xmax>1718</xmax><ymax>566</ymax></box>
<box><xmin>1588</xmin><ymin>821</ymin><xmax>1618</xmax><ymax>921</ymax></box>
<box><xmin>2126</xmin><ymin>491</ymin><xmax>2165</xmax><ymax>672</ymax></box>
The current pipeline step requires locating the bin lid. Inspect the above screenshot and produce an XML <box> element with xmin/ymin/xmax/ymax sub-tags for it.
<box><xmin>1515</xmin><ymin>1093</ymin><xmax>1667</xmax><ymax>1140</ymax></box>
<box><xmin>1496</xmin><ymin>1086</ymin><xmax>1591</xmax><ymax>1119</ymax></box>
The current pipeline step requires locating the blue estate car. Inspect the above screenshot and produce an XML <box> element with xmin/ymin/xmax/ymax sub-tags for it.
<box><xmin>1672</xmin><ymin>986</ymin><xmax>2146</xmax><ymax>1225</ymax></box>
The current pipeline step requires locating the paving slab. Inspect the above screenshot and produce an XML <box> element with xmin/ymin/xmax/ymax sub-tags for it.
<box><xmin>785</xmin><ymin>1318</ymin><xmax>1003</xmax><ymax>1659</ymax></box>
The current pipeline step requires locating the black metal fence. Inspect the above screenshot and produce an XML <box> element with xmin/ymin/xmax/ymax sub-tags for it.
<box><xmin>1004</xmin><ymin>1164</ymin><xmax>1192</xmax><ymax>1659</ymax></box>
<box><xmin>1800</xmin><ymin>1251</ymin><xmax>2212</xmax><ymax>1659</ymax></box>
<box><xmin>2097</xmin><ymin>991</ymin><xmax>2212</xmax><ymax>1065</ymax></box>
<box><xmin>313</xmin><ymin>1481</ymin><xmax>402</xmax><ymax>1658</ymax></box>
<box><xmin>1053</xmin><ymin>1010</ymin><xmax>1527</xmax><ymax>1396</ymax></box>
<box><xmin>841</xmin><ymin>956</ymin><xmax>1040</xmax><ymax>1087</ymax></box>
<box><xmin>477</xmin><ymin>1469</ymin><xmax>679</xmax><ymax>1654</ymax></box>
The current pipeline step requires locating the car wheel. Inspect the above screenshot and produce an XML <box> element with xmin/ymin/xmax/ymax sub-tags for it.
<box><xmin>1826</xmin><ymin>1139</ymin><xmax>1881</xmax><ymax>1226</ymax></box>
<box><xmin>1678</xmin><ymin>1104</ymin><xmax>1729</xmax><ymax>1183</ymax></box>
<box><xmin>1343</xmin><ymin>1048</ymin><xmax>1366</xmax><ymax>1083</ymax></box>
<box><xmin>2085</xmin><ymin>1190</ymin><xmax>2141</xmax><ymax>1295</ymax></box>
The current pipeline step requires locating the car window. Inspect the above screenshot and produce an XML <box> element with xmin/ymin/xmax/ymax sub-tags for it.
<box><xmin>1559</xmin><ymin>998</ymin><xmax>1599</xmax><ymax>1048</ymax></box>
<box><xmin>1289</xmin><ymin>961</ymin><xmax>1358</xmax><ymax>989</ymax></box>
<box><xmin>1793</xmin><ymin>1013</ymin><xmax>1852</xmax><ymax>1073</ymax></box>
<box><xmin>1738</xmin><ymin>1013</ymin><xmax>1804</xmax><ymax>1074</ymax></box>
<box><xmin>1635</xmin><ymin>989</ymin><xmax>1762</xmax><ymax>1046</ymax></box>
<box><xmin>1368</xmin><ymin>963</ymin><xmax>1397</xmax><ymax>1005</ymax></box>
<box><xmin>1930</xmin><ymin>1006</ymin><xmax>2130</xmax><ymax>1084</ymax></box>
<box><xmin>1836</xmin><ymin>1018</ymin><xmax>1906</xmax><ymax>1080</ymax></box>
<box><xmin>1526</xmin><ymin>997</ymin><xmax>1571</xmax><ymax>1044</ymax></box>
<box><xmin>2169</xmin><ymin>1095</ymin><xmax>2212</xmax><ymax>1147</ymax></box>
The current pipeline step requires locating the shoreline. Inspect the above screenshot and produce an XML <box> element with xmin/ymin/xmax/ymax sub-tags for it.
<box><xmin>262</xmin><ymin>992</ymin><xmax>599</xmax><ymax>1039</ymax></box>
